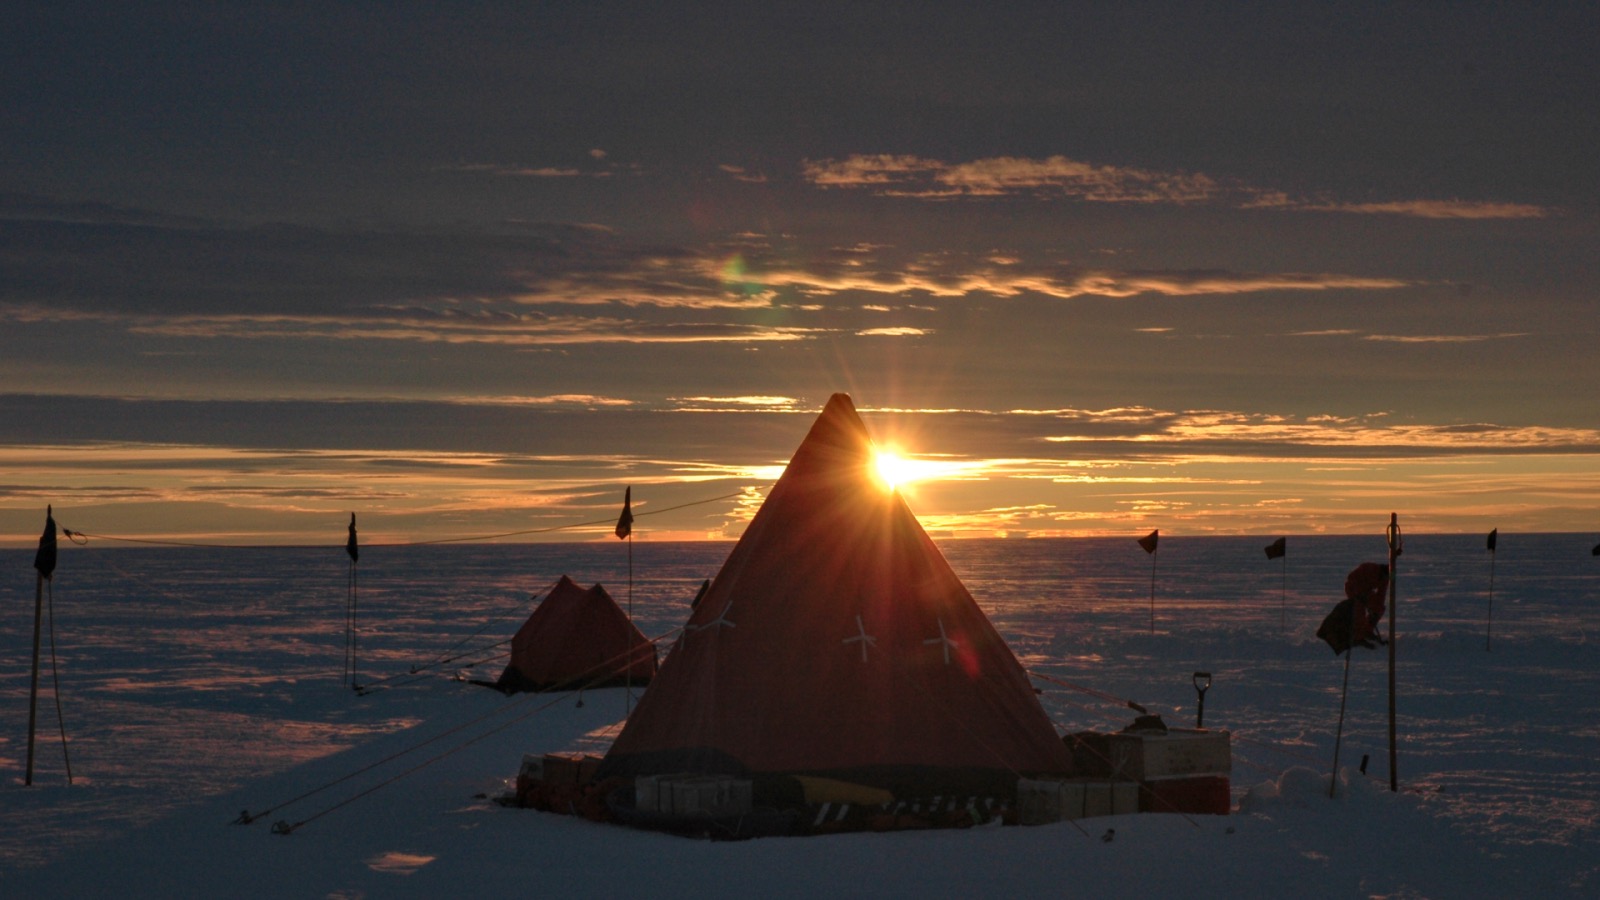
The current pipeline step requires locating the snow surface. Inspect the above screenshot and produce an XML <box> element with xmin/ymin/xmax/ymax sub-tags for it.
<box><xmin>3</xmin><ymin>538</ymin><xmax>1598</xmax><ymax>898</ymax></box>
<box><xmin>4</xmin><ymin>682</ymin><xmax>1581</xmax><ymax>900</ymax></box>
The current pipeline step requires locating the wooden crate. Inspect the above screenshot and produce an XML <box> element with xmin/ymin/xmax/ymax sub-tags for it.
<box><xmin>1108</xmin><ymin>729</ymin><xmax>1231</xmax><ymax>781</ymax></box>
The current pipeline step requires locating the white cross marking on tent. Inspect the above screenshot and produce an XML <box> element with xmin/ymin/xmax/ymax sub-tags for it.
<box><xmin>687</xmin><ymin>601</ymin><xmax>736</xmax><ymax>635</ymax></box>
<box><xmin>923</xmin><ymin>617</ymin><xmax>959</xmax><ymax>665</ymax></box>
<box><xmin>842</xmin><ymin>614</ymin><xmax>877</xmax><ymax>662</ymax></box>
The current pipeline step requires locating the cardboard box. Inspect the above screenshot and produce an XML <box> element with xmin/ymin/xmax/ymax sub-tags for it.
<box><xmin>1108</xmin><ymin>729</ymin><xmax>1231</xmax><ymax>781</ymax></box>
<box><xmin>1017</xmin><ymin>777</ymin><xmax>1138</xmax><ymax>824</ymax></box>
<box><xmin>1018</xmin><ymin>778</ymin><xmax>1067</xmax><ymax>825</ymax></box>
<box><xmin>636</xmin><ymin>774</ymin><xmax>754</xmax><ymax>815</ymax></box>
<box><xmin>538</xmin><ymin>753</ymin><xmax>588</xmax><ymax>785</ymax></box>
<box><xmin>518</xmin><ymin>753</ymin><xmax>545</xmax><ymax>780</ymax></box>
<box><xmin>1080</xmin><ymin>780</ymin><xmax>1139</xmax><ymax>818</ymax></box>
<box><xmin>634</xmin><ymin>772</ymin><xmax>682</xmax><ymax>812</ymax></box>
<box><xmin>668</xmin><ymin>775</ymin><xmax>753</xmax><ymax>815</ymax></box>
<box><xmin>667</xmin><ymin>776</ymin><xmax>723</xmax><ymax>814</ymax></box>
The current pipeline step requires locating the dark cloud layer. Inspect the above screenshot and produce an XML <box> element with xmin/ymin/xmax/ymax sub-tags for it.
<box><xmin>1</xmin><ymin>2</ymin><xmax>1596</xmax><ymax>540</ymax></box>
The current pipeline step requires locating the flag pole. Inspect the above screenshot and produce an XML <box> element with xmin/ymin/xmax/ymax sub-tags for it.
<box><xmin>1386</xmin><ymin>513</ymin><xmax>1402</xmax><ymax>793</ymax></box>
<box><xmin>346</xmin><ymin>514</ymin><xmax>360</xmax><ymax>691</ymax></box>
<box><xmin>626</xmin><ymin>530</ymin><xmax>634</xmax><ymax>716</ymax></box>
<box><xmin>1280</xmin><ymin>555</ymin><xmax>1288</xmax><ymax>631</ymax></box>
<box><xmin>616</xmin><ymin>488</ymin><xmax>635</xmax><ymax>716</ymax></box>
<box><xmin>1328</xmin><ymin>605</ymin><xmax>1357</xmax><ymax>799</ymax></box>
<box><xmin>1138</xmin><ymin>529</ymin><xmax>1159</xmax><ymax>634</ymax></box>
<box><xmin>27</xmin><ymin>506</ymin><xmax>59</xmax><ymax>787</ymax></box>
<box><xmin>1149</xmin><ymin>544</ymin><xmax>1157</xmax><ymax>634</ymax></box>
<box><xmin>1265</xmin><ymin>537</ymin><xmax>1288</xmax><ymax>630</ymax></box>
<box><xmin>27</xmin><ymin>570</ymin><xmax>45</xmax><ymax>786</ymax></box>
<box><xmin>1485</xmin><ymin>528</ymin><xmax>1497</xmax><ymax>652</ymax></box>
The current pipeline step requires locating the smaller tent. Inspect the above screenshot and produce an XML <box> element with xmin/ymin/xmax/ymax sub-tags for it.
<box><xmin>495</xmin><ymin>576</ymin><xmax>657</xmax><ymax>693</ymax></box>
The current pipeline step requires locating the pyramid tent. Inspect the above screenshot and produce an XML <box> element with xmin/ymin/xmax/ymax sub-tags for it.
<box><xmin>597</xmin><ymin>394</ymin><xmax>1073</xmax><ymax>794</ymax></box>
<box><xmin>495</xmin><ymin>576</ymin><xmax>657</xmax><ymax>693</ymax></box>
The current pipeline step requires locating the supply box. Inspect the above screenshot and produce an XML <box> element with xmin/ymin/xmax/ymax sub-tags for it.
<box><xmin>634</xmin><ymin>773</ymin><xmax>753</xmax><ymax>816</ymax></box>
<box><xmin>520</xmin><ymin>752</ymin><xmax>602</xmax><ymax>785</ymax></box>
<box><xmin>1107</xmin><ymin>729</ymin><xmax>1232</xmax><ymax>815</ymax></box>
<box><xmin>1017</xmin><ymin>777</ymin><xmax>1139</xmax><ymax>825</ymax></box>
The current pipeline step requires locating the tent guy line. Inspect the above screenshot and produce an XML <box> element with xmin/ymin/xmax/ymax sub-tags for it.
<box><xmin>238</xmin><ymin>618</ymin><xmax>686</xmax><ymax>831</ymax></box>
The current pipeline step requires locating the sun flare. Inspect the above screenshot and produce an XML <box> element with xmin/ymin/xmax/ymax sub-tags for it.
<box><xmin>874</xmin><ymin>450</ymin><xmax>911</xmax><ymax>490</ymax></box>
<box><xmin>873</xmin><ymin>447</ymin><xmax>962</xmax><ymax>491</ymax></box>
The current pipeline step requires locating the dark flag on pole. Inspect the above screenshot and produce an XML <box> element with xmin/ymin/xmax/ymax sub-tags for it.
<box><xmin>615</xmin><ymin>487</ymin><xmax>634</xmax><ymax>539</ymax></box>
<box><xmin>1266</xmin><ymin>536</ymin><xmax>1288</xmax><ymax>629</ymax></box>
<box><xmin>346</xmin><ymin>513</ymin><xmax>359</xmax><ymax>562</ymax></box>
<box><xmin>33</xmin><ymin>506</ymin><xmax>58</xmax><ymax>580</ymax></box>
<box><xmin>1486</xmin><ymin>528</ymin><xmax>1498</xmax><ymax>552</ymax></box>
<box><xmin>1137</xmin><ymin>529</ymin><xmax>1159</xmax><ymax>554</ymax></box>
<box><xmin>1593</xmin><ymin>542</ymin><xmax>1600</xmax><ymax>557</ymax></box>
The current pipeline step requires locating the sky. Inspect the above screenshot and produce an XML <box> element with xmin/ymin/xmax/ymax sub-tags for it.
<box><xmin>2</xmin><ymin>2</ymin><xmax>1597</xmax><ymax>545</ymax></box>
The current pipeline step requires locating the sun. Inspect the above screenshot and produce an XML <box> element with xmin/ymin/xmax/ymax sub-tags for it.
<box><xmin>872</xmin><ymin>441</ymin><xmax>982</xmax><ymax>492</ymax></box>
<box><xmin>874</xmin><ymin>448</ymin><xmax>937</xmax><ymax>491</ymax></box>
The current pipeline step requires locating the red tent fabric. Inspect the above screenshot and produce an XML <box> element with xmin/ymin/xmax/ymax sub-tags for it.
<box><xmin>597</xmin><ymin>394</ymin><xmax>1073</xmax><ymax>794</ymax></box>
<box><xmin>496</xmin><ymin>576</ymin><xmax>657</xmax><ymax>693</ymax></box>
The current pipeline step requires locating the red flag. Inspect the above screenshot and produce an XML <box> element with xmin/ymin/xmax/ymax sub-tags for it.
<box><xmin>1264</xmin><ymin>536</ymin><xmax>1286</xmax><ymax>559</ymax></box>
<box><xmin>345</xmin><ymin>513</ymin><xmax>359</xmax><ymax>562</ymax></box>
<box><xmin>33</xmin><ymin>505</ymin><xmax>58</xmax><ymax>580</ymax></box>
<box><xmin>1137</xmin><ymin>529</ymin><xmax>1158</xmax><ymax>554</ymax></box>
<box><xmin>615</xmin><ymin>487</ymin><xmax>634</xmax><ymax>539</ymax></box>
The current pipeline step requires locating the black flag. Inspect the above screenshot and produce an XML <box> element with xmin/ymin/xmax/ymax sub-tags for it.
<box><xmin>345</xmin><ymin>513</ymin><xmax>359</xmax><ymax>562</ymax></box>
<box><xmin>1137</xmin><ymin>529</ymin><xmax>1159</xmax><ymax>554</ymax></box>
<box><xmin>1486</xmin><ymin>528</ymin><xmax>1497</xmax><ymax>553</ymax></box>
<box><xmin>33</xmin><ymin>506</ymin><xmax>58</xmax><ymax>580</ymax></box>
<box><xmin>615</xmin><ymin>487</ymin><xmax>634</xmax><ymax>539</ymax></box>
<box><xmin>1264</xmin><ymin>537</ymin><xmax>1287</xmax><ymax>560</ymax></box>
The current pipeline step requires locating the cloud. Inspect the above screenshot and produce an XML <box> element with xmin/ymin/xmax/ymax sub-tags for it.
<box><xmin>120</xmin><ymin>311</ymin><xmax>818</xmax><ymax>346</ymax></box>
<box><xmin>800</xmin><ymin>155</ymin><xmax>1554</xmax><ymax>219</ymax></box>
<box><xmin>801</xmin><ymin>154</ymin><xmax>1219</xmax><ymax>203</ymax></box>
<box><xmin>1298</xmin><ymin>200</ymin><xmax>1550</xmax><ymax>220</ymax></box>
<box><xmin>444</xmin><ymin>394</ymin><xmax>638</xmax><ymax>407</ymax></box>
<box><xmin>0</xmin><ymin>191</ymin><xmax>209</xmax><ymax>228</ymax></box>
<box><xmin>1034</xmin><ymin>407</ymin><xmax>1600</xmax><ymax>455</ymax></box>
<box><xmin>701</xmin><ymin>249</ymin><xmax>1409</xmax><ymax>301</ymax></box>
<box><xmin>0</xmin><ymin>208</ymin><xmax>797</xmax><ymax>318</ymax></box>
<box><xmin>671</xmin><ymin>396</ymin><xmax>800</xmax><ymax>408</ymax></box>
<box><xmin>7</xmin><ymin>398</ymin><xmax>1600</xmax><ymax>543</ymax></box>
<box><xmin>443</xmin><ymin>159</ymin><xmax>635</xmax><ymax>179</ymax></box>
<box><xmin>1286</xmin><ymin>329</ymin><xmax>1527</xmax><ymax>343</ymax></box>
<box><xmin>1363</xmin><ymin>332</ymin><xmax>1529</xmax><ymax>344</ymax></box>
<box><xmin>0</xmin><ymin>196</ymin><xmax>1415</xmax><ymax>358</ymax></box>
<box><xmin>856</xmin><ymin>326</ymin><xmax>929</xmax><ymax>336</ymax></box>
<box><xmin>718</xmin><ymin>164</ymin><xmax>769</xmax><ymax>183</ymax></box>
